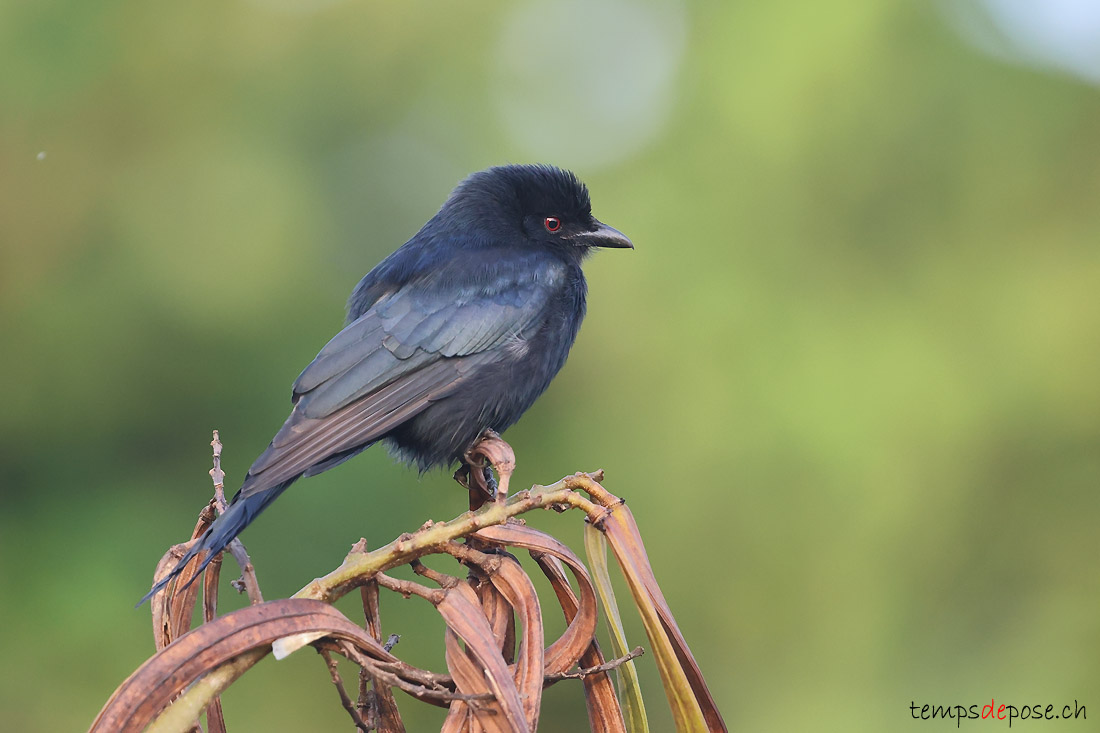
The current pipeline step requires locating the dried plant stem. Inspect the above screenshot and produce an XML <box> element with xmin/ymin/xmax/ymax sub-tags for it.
<box><xmin>545</xmin><ymin>646</ymin><xmax>645</xmax><ymax>682</ymax></box>
<box><xmin>115</xmin><ymin>423</ymin><xmax>729</xmax><ymax>733</ymax></box>
<box><xmin>319</xmin><ymin>648</ymin><xmax>370</xmax><ymax>732</ymax></box>
<box><xmin>332</xmin><ymin>640</ymin><xmax>494</xmax><ymax>704</ymax></box>
<box><xmin>126</xmin><ymin>464</ymin><xmax>728</xmax><ymax>733</ymax></box>
<box><xmin>142</xmin><ymin>475</ymin><xmax>612</xmax><ymax>727</ymax></box>
<box><xmin>208</xmin><ymin>430</ymin><xmax>264</xmax><ymax>605</ymax></box>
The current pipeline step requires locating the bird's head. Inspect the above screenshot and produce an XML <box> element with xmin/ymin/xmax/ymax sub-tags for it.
<box><xmin>441</xmin><ymin>164</ymin><xmax>633</xmax><ymax>259</ymax></box>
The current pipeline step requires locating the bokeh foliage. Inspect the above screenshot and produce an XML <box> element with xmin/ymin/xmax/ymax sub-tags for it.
<box><xmin>1</xmin><ymin>1</ymin><xmax>1098</xmax><ymax>731</ymax></box>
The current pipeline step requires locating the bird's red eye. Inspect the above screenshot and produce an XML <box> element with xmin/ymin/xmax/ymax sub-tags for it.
<box><xmin>544</xmin><ymin>216</ymin><xmax>562</xmax><ymax>232</ymax></box>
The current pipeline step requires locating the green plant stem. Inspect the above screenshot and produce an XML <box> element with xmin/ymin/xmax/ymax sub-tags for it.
<box><xmin>293</xmin><ymin>474</ymin><xmax>605</xmax><ymax>604</ymax></box>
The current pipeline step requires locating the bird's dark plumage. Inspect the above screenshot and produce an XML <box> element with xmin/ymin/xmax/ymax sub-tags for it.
<box><xmin>140</xmin><ymin>164</ymin><xmax>631</xmax><ymax>605</ymax></box>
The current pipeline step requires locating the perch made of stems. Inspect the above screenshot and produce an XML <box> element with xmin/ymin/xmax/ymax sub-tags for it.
<box><xmin>90</xmin><ymin>430</ymin><xmax>726</xmax><ymax>733</ymax></box>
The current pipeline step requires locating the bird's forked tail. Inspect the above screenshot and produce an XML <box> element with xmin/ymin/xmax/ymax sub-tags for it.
<box><xmin>137</xmin><ymin>479</ymin><xmax>293</xmax><ymax>606</ymax></box>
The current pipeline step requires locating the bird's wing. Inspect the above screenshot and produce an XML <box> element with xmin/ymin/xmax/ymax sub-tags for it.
<box><xmin>292</xmin><ymin>272</ymin><xmax>550</xmax><ymax>416</ymax></box>
<box><xmin>241</xmin><ymin>272</ymin><xmax>555</xmax><ymax>495</ymax></box>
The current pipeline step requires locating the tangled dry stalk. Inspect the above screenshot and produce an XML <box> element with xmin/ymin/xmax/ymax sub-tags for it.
<box><xmin>90</xmin><ymin>431</ymin><xmax>726</xmax><ymax>732</ymax></box>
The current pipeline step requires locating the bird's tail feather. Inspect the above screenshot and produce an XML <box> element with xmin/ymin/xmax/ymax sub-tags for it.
<box><xmin>137</xmin><ymin>476</ymin><xmax>296</xmax><ymax>606</ymax></box>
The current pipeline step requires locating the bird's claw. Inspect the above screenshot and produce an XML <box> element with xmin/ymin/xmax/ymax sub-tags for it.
<box><xmin>454</xmin><ymin>462</ymin><xmax>496</xmax><ymax>502</ymax></box>
<box><xmin>456</xmin><ymin>429</ymin><xmax>516</xmax><ymax>509</ymax></box>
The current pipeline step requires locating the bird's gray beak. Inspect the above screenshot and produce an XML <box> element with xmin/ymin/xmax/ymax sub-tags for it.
<box><xmin>574</xmin><ymin>220</ymin><xmax>634</xmax><ymax>249</ymax></box>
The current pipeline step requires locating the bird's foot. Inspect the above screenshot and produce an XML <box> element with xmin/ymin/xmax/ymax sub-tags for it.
<box><xmin>482</xmin><ymin>465</ymin><xmax>498</xmax><ymax>497</ymax></box>
<box><xmin>455</xmin><ymin>429</ymin><xmax>515</xmax><ymax>510</ymax></box>
<box><xmin>454</xmin><ymin>462</ymin><xmax>497</xmax><ymax>508</ymax></box>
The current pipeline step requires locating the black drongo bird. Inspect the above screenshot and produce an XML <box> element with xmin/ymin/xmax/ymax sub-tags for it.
<box><xmin>141</xmin><ymin>164</ymin><xmax>631</xmax><ymax>604</ymax></box>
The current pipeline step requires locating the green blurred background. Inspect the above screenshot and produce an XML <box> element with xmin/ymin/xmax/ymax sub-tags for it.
<box><xmin>3</xmin><ymin>0</ymin><xmax>1099</xmax><ymax>730</ymax></box>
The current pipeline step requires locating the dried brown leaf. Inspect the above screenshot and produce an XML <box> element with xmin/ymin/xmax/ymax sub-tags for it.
<box><xmin>199</xmin><ymin>554</ymin><xmax>227</xmax><ymax>733</ymax></box>
<box><xmin>150</xmin><ymin>546</ymin><xmax>207</xmax><ymax>652</ymax></box>
<box><xmin>476</xmin><ymin>522</ymin><xmax>626</xmax><ymax>733</ymax></box>
<box><xmin>474</xmin><ymin>524</ymin><xmax>598</xmax><ymax>676</ymax></box>
<box><xmin>91</xmin><ymin>599</ymin><xmax>396</xmax><ymax>733</ymax></box>
<box><xmin>435</xmin><ymin>581</ymin><xmax>528</xmax><ymax>732</ymax></box>
<box><xmin>360</xmin><ymin>580</ymin><xmax>405</xmax><ymax>732</ymax></box>
<box><xmin>474</xmin><ymin>571</ymin><xmax>516</xmax><ymax>665</ymax></box>
<box><xmin>534</xmin><ymin>551</ymin><xmax>628</xmax><ymax>733</ymax></box>
<box><xmin>150</xmin><ymin>546</ymin><xmax>182</xmax><ymax>652</ymax></box>
<box><xmin>443</xmin><ymin>627</ymin><xmax>498</xmax><ymax>733</ymax></box>
<box><xmin>482</xmin><ymin>554</ymin><xmax>544</xmax><ymax>730</ymax></box>
<box><xmin>598</xmin><ymin>502</ymin><xmax>727</xmax><ymax>732</ymax></box>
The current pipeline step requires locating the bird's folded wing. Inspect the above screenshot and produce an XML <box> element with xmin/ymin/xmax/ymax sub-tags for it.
<box><xmin>244</xmin><ymin>352</ymin><xmax>495</xmax><ymax>494</ymax></box>
<box><xmin>292</xmin><ymin>275</ymin><xmax>553</xmax><ymax>417</ymax></box>
<box><xmin>243</xmin><ymin>275</ymin><xmax>553</xmax><ymax>495</ymax></box>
